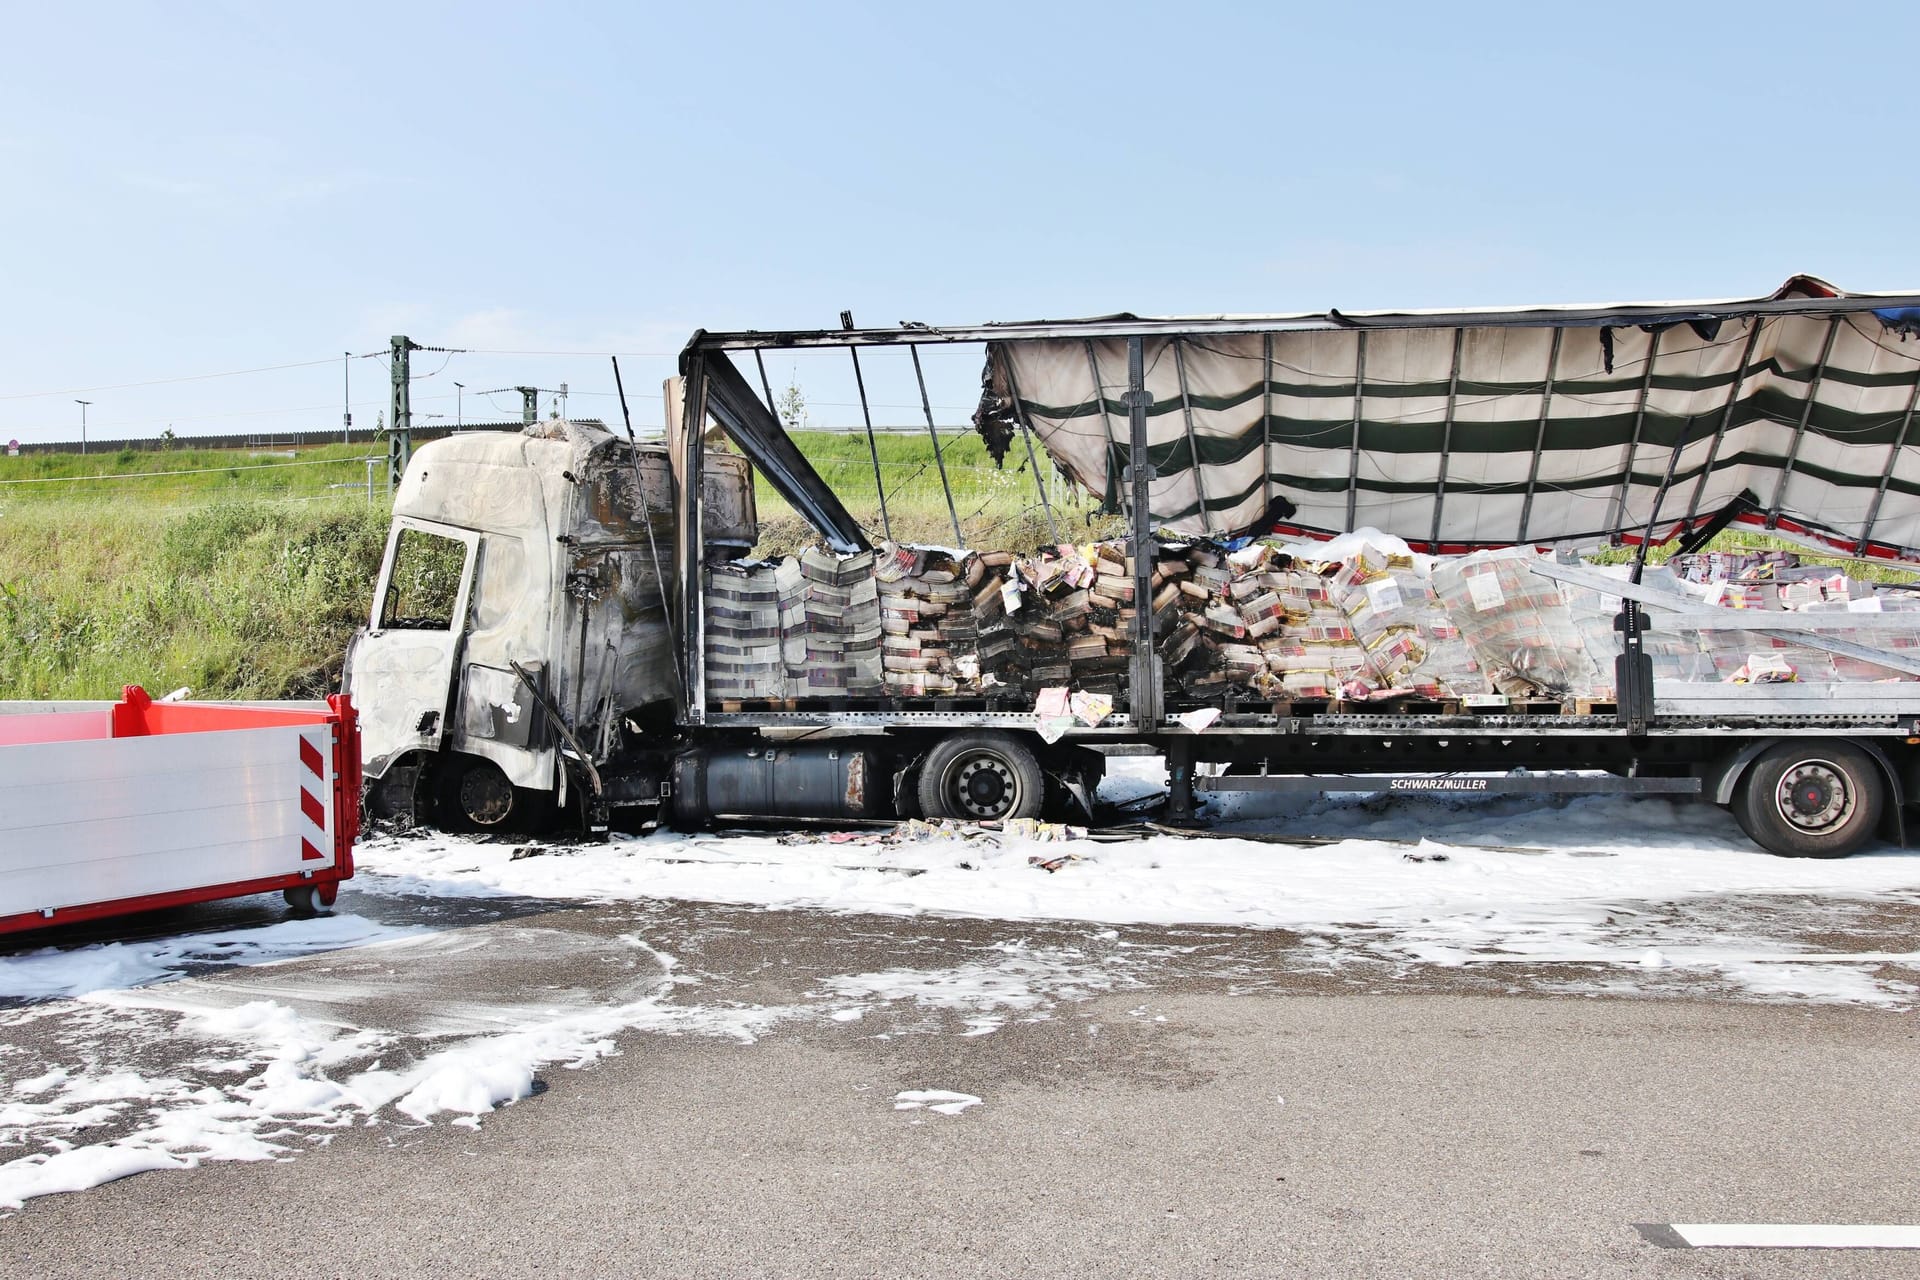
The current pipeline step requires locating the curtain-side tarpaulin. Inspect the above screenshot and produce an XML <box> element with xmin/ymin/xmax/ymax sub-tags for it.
<box><xmin>977</xmin><ymin>277</ymin><xmax>1920</xmax><ymax>559</ymax></box>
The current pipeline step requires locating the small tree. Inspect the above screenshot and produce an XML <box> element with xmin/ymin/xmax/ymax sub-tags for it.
<box><xmin>776</xmin><ymin>380</ymin><xmax>807</xmax><ymax>431</ymax></box>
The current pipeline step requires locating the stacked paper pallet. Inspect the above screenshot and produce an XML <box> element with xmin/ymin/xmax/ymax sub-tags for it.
<box><xmin>704</xmin><ymin>537</ymin><xmax>1920</xmax><ymax>709</ymax></box>
<box><xmin>704</xmin><ymin>562</ymin><xmax>788</xmax><ymax>700</ymax></box>
<box><xmin>876</xmin><ymin>544</ymin><xmax>982</xmax><ymax>696</ymax></box>
<box><xmin>799</xmin><ymin>547</ymin><xmax>883</xmax><ymax>696</ymax></box>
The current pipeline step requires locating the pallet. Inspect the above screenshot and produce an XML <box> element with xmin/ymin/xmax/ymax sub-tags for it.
<box><xmin>716</xmin><ymin>698</ymin><xmax>798</xmax><ymax>712</ymax></box>
<box><xmin>1314</xmin><ymin>698</ymin><xmax>1460</xmax><ymax>716</ymax></box>
<box><xmin>1573</xmin><ymin>699</ymin><xmax>1618</xmax><ymax>716</ymax></box>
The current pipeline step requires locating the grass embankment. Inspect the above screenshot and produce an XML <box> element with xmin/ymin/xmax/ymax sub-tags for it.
<box><xmin>0</xmin><ymin>500</ymin><xmax>391</xmax><ymax>700</ymax></box>
<box><xmin>1587</xmin><ymin>532</ymin><xmax>1920</xmax><ymax>586</ymax></box>
<box><xmin>0</xmin><ymin>431</ymin><xmax>1086</xmax><ymax>699</ymax></box>
<box><xmin>0</xmin><ymin>444</ymin><xmax>394</xmax><ymax>699</ymax></box>
<box><xmin>0</xmin><ymin>443</ymin><xmax>384</xmax><ymax>504</ymax></box>
<box><xmin>752</xmin><ymin>429</ymin><xmax>1119</xmax><ymax>554</ymax></box>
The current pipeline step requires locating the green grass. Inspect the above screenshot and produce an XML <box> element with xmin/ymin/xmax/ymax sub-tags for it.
<box><xmin>1587</xmin><ymin>530</ymin><xmax>1920</xmax><ymax>585</ymax></box>
<box><xmin>753</xmin><ymin>429</ymin><xmax>1120</xmax><ymax>554</ymax></box>
<box><xmin>0</xmin><ymin>498</ymin><xmax>391</xmax><ymax>700</ymax></box>
<box><xmin>0</xmin><ymin>431</ymin><xmax>1103</xmax><ymax>699</ymax></box>
<box><xmin>0</xmin><ymin>442</ymin><xmax>385</xmax><ymax>506</ymax></box>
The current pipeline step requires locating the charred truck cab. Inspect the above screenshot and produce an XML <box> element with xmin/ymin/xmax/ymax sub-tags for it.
<box><xmin>345</xmin><ymin>420</ymin><xmax>757</xmax><ymax>831</ymax></box>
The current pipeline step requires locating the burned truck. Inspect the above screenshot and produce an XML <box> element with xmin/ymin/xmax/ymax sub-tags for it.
<box><xmin>350</xmin><ymin>281</ymin><xmax>1920</xmax><ymax>857</ymax></box>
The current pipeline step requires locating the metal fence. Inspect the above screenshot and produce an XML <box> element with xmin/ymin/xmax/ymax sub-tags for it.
<box><xmin>10</xmin><ymin>421</ymin><xmax>539</xmax><ymax>456</ymax></box>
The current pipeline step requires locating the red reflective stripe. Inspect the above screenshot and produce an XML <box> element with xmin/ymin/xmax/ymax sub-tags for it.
<box><xmin>300</xmin><ymin>788</ymin><xmax>326</xmax><ymax>828</ymax></box>
<box><xmin>300</xmin><ymin>736</ymin><xmax>324</xmax><ymax>778</ymax></box>
<box><xmin>301</xmin><ymin>837</ymin><xmax>327</xmax><ymax>862</ymax></box>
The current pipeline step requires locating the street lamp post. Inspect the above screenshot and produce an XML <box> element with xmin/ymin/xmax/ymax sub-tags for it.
<box><xmin>454</xmin><ymin>382</ymin><xmax>464</xmax><ymax>430</ymax></box>
<box><xmin>75</xmin><ymin>400</ymin><xmax>90</xmax><ymax>455</ymax></box>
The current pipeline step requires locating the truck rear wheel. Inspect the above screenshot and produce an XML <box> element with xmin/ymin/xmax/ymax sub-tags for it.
<box><xmin>1733</xmin><ymin>741</ymin><xmax>1883</xmax><ymax>859</ymax></box>
<box><xmin>916</xmin><ymin>732</ymin><xmax>1045</xmax><ymax>823</ymax></box>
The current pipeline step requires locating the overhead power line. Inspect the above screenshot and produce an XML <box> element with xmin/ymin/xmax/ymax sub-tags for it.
<box><xmin>0</xmin><ymin>356</ymin><xmax>369</xmax><ymax>403</ymax></box>
<box><xmin>457</xmin><ymin>347</ymin><xmax>682</xmax><ymax>358</ymax></box>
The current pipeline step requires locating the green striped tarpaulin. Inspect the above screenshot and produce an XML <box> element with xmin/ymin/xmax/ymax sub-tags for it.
<box><xmin>986</xmin><ymin>282</ymin><xmax>1920</xmax><ymax>557</ymax></box>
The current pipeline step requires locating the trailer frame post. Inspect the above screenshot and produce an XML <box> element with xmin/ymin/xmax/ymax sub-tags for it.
<box><xmin>1518</xmin><ymin>327</ymin><xmax>1566</xmax><ymax>544</ymax></box>
<box><xmin>1171</xmin><ymin>338</ymin><xmax>1214</xmax><ymax>534</ymax></box>
<box><xmin>1617</xmin><ymin>413</ymin><xmax>1695</xmax><ymax>734</ymax></box>
<box><xmin>677</xmin><ymin>355</ymin><xmax>710</xmax><ymax>725</ymax></box>
<box><xmin>1260</xmin><ymin>333</ymin><xmax>1275</xmax><ymax>514</ymax></box>
<box><xmin>1766</xmin><ymin>314</ymin><xmax>1842</xmax><ymax>529</ymax></box>
<box><xmin>998</xmin><ymin>348</ymin><xmax>1061</xmax><ymax>544</ymax></box>
<box><xmin>1164</xmin><ymin>735</ymin><xmax>1199</xmax><ymax>824</ymax></box>
<box><xmin>1428</xmin><ymin>327</ymin><xmax>1465</xmax><ymax>551</ymax></box>
<box><xmin>1857</xmin><ymin>370</ymin><xmax>1920</xmax><ymax>555</ymax></box>
<box><xmin>1600</xmin><ymin>325</ymin><xmax>1650</xmax><ymax>542</ymax></box>
<box><xmin>1678</xmin><ymin>317</ymin><xmax>1765</xmax><ymax>533</ymax></box>
<box><xmin>848</xmin><ymin>346</ymin><xmax>892</xmax><ymax>540</ymax></box>
<box><xmin>911</xmin><ymin>345</ymin><xmax>966</xmax><ymax>546</ymax></box>
<box><xmin>1345</xmin><ymin>332</ymin><xmax>1367</xmax><ymax>531</ymax></box>
<box><xmin>1083</xmin><ymin>340</ymin><xmax>1120</xmax><ymax>512</ymax></box>
<box><xmin>1125</xmin><ymin>336</ymin><xmax>1161</xmax><ymax>732</ymax></box>
<box><xmin>753</xmin><ymin>351</ymin><xmax>782</xmax><ymax>433</ymax></box>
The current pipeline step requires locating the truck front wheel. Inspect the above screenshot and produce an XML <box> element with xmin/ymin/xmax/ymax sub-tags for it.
<box><xmin>1733</xmin><ymin>741</ymin><xmax>1884</xmax><ymax>859</ymax></box>
<box><xmin>916</xmin><ymin>732</ymin><xmax>1046</xmax><ymax>823</ymax></box>
<box><xmin>432</xmin><ymin>755</ymin><xmax>525</xmax><ymax>831</ymax></box>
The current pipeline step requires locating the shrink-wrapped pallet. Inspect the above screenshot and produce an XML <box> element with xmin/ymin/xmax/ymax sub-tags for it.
<box><xmin>1559</xmin><ymin>566</ymin><xmax>1714</xmax><ymax>694</ymax></box>
<box><xmin>704</xmin><ymin>562</ymin><xmax>788</xmax><ymax>700</ymax></box>
<box><xmin>800</xmin><ymin>546</ymin><xmax>883</xmax><ymax>695</ymax></box>
<box><xmin>1431</xmin><ymin>548</ymin><xmax>1607</xmax><ymax>698</ymax></box>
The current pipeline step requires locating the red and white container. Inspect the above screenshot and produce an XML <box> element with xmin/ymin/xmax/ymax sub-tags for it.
<box><xmin>0</xmin><ymin>687</ymin><xmax>362</xmax><ymax>935</ymax></box>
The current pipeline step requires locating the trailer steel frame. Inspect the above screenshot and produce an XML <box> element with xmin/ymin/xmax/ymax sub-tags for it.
<box><xmin>667</xmin><ymin>294</ymin><xmax>1920</xmax><ymax>846</ymax></box>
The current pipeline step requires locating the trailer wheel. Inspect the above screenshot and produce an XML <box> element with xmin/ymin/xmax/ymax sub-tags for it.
<box><xmin>916</xmin><ymin>732</ymin><xmax>1045</xmax><ymax>823</ymax></box>
<box><xmin>283</xmin><ymin>884</ymin><xmax>328</xmax><ymax>917</ymax></box>
<box><xmin>1733</xmin><ymin>742</ymin><xmax>1884</xmax><ymax>859</ymax></box>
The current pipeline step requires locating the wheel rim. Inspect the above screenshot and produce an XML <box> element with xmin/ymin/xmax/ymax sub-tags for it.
<box><xmin>1773</xmin><ymin>759</ymin><xmax>1855</xmax><ymax>835</ymax></box>
<box><xmin>459</xmin><ymin>764</ymin><xmax>515</xmax><ymax>827</ymax></box>
<box><xmin>946</xmin><ymin>752</ymin><xmax>1022</xmax><ymax>820</ymax></box>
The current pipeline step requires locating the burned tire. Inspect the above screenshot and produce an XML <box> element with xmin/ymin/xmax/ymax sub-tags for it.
<box><xmin>1733</xmin><ymin>741</ymin><xmax>1884</xmax><ymax>859</ymax></box>
<box><xmin>433</xmin><ymin>755</ymin><xmax>521</xmax><ymax>831</ymax></box>
<box><xmin>916</xmin><ymin>732</ymin><xmax>1045</xmax><ymax>823</ymax></box>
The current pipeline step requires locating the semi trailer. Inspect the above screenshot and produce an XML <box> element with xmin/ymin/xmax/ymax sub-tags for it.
<box><xmin>344</xmin><ymin>279</ymin><xmax>1920</xmax><ymax>859</ymax></box>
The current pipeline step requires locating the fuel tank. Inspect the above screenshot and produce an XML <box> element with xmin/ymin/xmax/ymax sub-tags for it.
<box><xmin>670</xmin><ymin>743</ymin><xmax>890</xmax><ymax>824</ymax></box>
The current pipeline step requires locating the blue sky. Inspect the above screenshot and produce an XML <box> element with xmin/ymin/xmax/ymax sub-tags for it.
<box><xmin>3</xmin><ymin>1</ymin><xmax>1917</xmax><ymax>444</ymax></box>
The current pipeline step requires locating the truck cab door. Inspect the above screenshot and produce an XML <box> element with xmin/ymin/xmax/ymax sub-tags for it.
<box><xmin>345</xmin><ymin>519</ymin><xmax>481</xmax><ymax>778</ymax></box>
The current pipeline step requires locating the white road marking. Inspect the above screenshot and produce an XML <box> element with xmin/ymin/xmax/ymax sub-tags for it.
<box><xmin>1463</xmin><ymin>952</ymin><xmax>1920</xmax><ymax>966</ymax></box>
<box><xmin>1672</xmin><ymin>1224</ymin><xmax>1920</xmax><ymax>1249</ymax></box>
